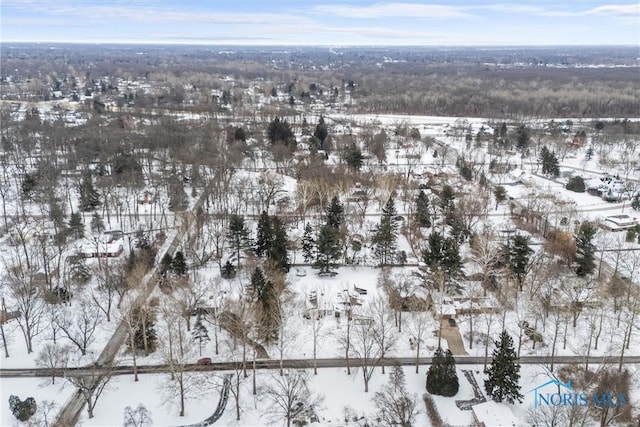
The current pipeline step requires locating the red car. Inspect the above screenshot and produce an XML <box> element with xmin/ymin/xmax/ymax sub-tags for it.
<box><xmin>197</xmin><ymin>357</ymin><xmax>212</xmax><ymax>365</ymax></box>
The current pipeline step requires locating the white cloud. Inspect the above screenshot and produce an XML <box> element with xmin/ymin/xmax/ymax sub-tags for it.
<box><xmin>312</xmin><ymin>2</ymin><xmax>470</xmax><ymax>19</ymax></box>
<box><xmin>584</xmin><ymin>4</ymin><xmax>640</xmax><ymax>16</ymax></box>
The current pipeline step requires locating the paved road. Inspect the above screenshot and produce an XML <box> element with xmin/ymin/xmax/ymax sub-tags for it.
<box><xmin>53</xmin><ymin>195</ymin><xmax>211</xmax><ymax>426</ymax></box>
<box><xmin>3</xmin><ymin>355</ymin><xmax>639</xmax><ymax>379</ymax></box>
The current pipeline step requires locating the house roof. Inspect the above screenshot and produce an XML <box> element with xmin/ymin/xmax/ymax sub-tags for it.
<box><xmin>472</xmin><ymin>401</ymin><xmax>519</xmax><ymax>427</ymax></box>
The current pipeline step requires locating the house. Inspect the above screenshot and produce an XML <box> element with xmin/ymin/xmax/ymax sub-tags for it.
<box><xmin>472</xmin><ymin>401</ymin><xmax>519</xmax><ymax>427</ymax></box>
<box><xmin>79</xmin><ymin>234</ymin><xmax>124</xmax><ymax>258</ymax></box>
<box><xmin>600</xmin><ymin>214</ymin><xmax>639</xmax><ymax>231</ymax></box>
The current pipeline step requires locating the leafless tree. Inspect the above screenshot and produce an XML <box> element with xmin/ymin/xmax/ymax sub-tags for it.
<box><xmin>369</xmin><ymin>295</ymin><xmax>397</xmax><ymax>374</ymax></box>
<box><xmin>63</xmin><ymin>362</ymin><xmax>114</xmax><ymax>419</ymax></box>
<box><xmin>35</xmin><ymin>342</ymin><xmax>70</xmax><ymax>384</ymax></box>
<box><xmin>405</xmin><ymin>305</ymin><xmax>432</xmax><ymax>374</ymax></box>
<box><xmin>123</xmin><ymin>404</ymin><xmax>153</xmax><ymax>427</ymax></box>
<box><xmin>4</xmin><ymin>260</ymin><xmax>45</xmax><ymax>353</ymax></box>
<box><xmin>349</xmin><ymin>314</ymin><xmax>384</xmax><ymax>393</ymax></box>
<box><xmin>56</xmin><ymin>299</ymin><xmax>103</xmax><ymax>356</ymax></box>
<box><xmin>372</xmin><ymin>364</ymin><xmax>419</xmax><ymax>427</ymax></box>
<box><xmin>159</xmin><ymin>304</ymin><xmax>198</xmax><ymax>417</ymax></box>
<box><xmin>262</xmin><ymin>369</ymin><xmax>323</xmax><ymax>427</ymax></box>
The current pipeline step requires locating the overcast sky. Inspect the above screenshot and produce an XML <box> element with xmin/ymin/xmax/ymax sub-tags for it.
<box><xmin>1</xmin><ymin>1</ymin><xmax>639</xmax><ymax>45</ymax></box>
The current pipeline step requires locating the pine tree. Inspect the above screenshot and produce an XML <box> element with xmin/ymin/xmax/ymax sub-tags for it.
<box><xmin>439</xmin><ymin>184</ymin><xmax>456</xmax><ymax>224</ymax></box>
<box><xmin>373</xmin><ymin>197</ymin><xmax>399</xmax><ymax>265</ymax></box>
<box><xmin>129</xmin><ymin>307</ymin><xmax>157</xmax><ymax>355</ymax></box>
<box><xmin>227</xmin><ymin>214</ymin><xmax>249</xmax><ymax>268</ymax></box>
<box><xmin>539</xmin><ymin>146</ymin><xmax>560</xmax><ymax>178</ymax></box>
<box><xmin>484</xmin><ymin>331</ymin><xmax>523</xmax><ymax>404</ymax></box>
<box><xmin>171</xmin><ymin>251</ymin><xmax>188</xmax><ymax>276</ymax></box>
<box><xmin>160</xmin><ymin>253</ymin><xmax>173</xmax><ymax>276</ymax></box>
<box><xmin>168</xmin><ymin>176</ymin><xmax>188</xmax><ymax>212</ymax></box>
<box><xmin>79</xmin><ymin>171</ymin><xmax>101</xmax><ymax>211</ymax></box>
<box><xmin>344</xmin><ymin>143</ymin><xmax>363</xmax><ymax>171</ymax></box>
<box><xmin>268</xmin><ymin>216</ymin><xmax>290</xmax><ymax>272</ymax></box>
<box><xmin>90</xmin><ymin>212</ymin><xmax>104</xmax><ymax>234</ymax></box>
<box><xmin>255</xmin><ymin>211</ymin><xmax>272</xmax><ymax>257</ymax></box>
<box><xmin>315</xmin><ymin>224</ymin><xmax>341</xmax><ymax>275</ymax></box>
<box><xmin>68</xmin><ymin>212</ymin><xmax>85</xmax><ymax>239</ymax></box>
<box><xmin>575</xmin><ymin>221</ymin><xmax>597</xmax><ymax>277</ymax></box>
<box><xmin>325</xmin><ymin>196</ymin><xmax>344</xmax><ymax>230</ymax></box>
<box><xmin>192</xmin><ymin>317</ymin><xmax>210</xmax><ymax>356</ymax></box>
<box><xmin>415</xmin><ymin>190</ymin><xmax>431</xmax><ymax>227</ymax></box>
<box><xmin>314</xmin><ymin>116</ymin><xmax>328</xmax><ymax>149</ymax></box>
<box><xmin>8</xmin><ymin>395</ymin><xmax>37</xmax><ymax>422</ymax></box>
<box><xmin>507</xmin><ymin>235</ymin><xmax>534</xmax><ymax>292</ymax></box>
<box><xmin>301</xmin><ymin>223</ymin><xmax>315</xmax><ymax>263</ymax></box>
<box><xmin>426</xmin><ymin>348</ymin><xmax>459</xmax><ymax>396</ymax></box>
<box><xmin>251</xmin><ymin>267</ymin><xmax>279</xmax><ymax>343</ymax></box>
<box><xmin>420</xmin><ymin>232</ymin><xmax>463</xmax><ymax>293</ymax></box>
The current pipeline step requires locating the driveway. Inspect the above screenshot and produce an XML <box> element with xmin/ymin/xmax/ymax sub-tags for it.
<box><xmin>438</xmin><ymin>321</ymin><xmax>468</xmax><ymax>356</ymax></box>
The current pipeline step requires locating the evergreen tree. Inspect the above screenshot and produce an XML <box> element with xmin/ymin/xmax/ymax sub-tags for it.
<box><xmin>8</xmin><ymin>395</ymin><xmax>37</xmax><ymax>422</ymax></box>
<box><xmin>344</xmin><ymin>143</ymin><xmax>363</xmax><ymax>171</ymax></box>
<box><xmin>516</xmin><ymin>125</ymin><xmax>531</xmax><ymax>150</ymax></box>
<box><xmin>171</xmin><ymin>251</ymin><xmax>188</xmax><ymax>276</ymax></box>
<box><xmin>493</xmin><ymin>185</ymin><xmax>507</xmax><ymax>209</ymax></box>
<box><xmin>191</xmin><ymin>317</ymin><xmax>210</xmax><ymax>356</ymax></box>
<box><xmin>484</xmin><ymin>331</ymin><xmax>523</xmax><ymax>404</ymax></box>
<box><xmin>415</xmin><ymin>190</ymin><xmax>431</xmax><ymax>227</ymax></box>
<box><xmin>268</xmin><ymin>216</ymin><xmax>290</xmax><ymax>272</ymax></box>
<box><xmin>168</xmin><ymin>176</ymin><xmax>188</xmax><ymax>212</ymax></box>
<box><xmin>68</xmin><ymin>212</ymin><xmax>85</xmax><ymax>239</ymax></box>
<box><xmin>420</xmin><ymin>232</ymin><xmax>463</xmax><ymax>293</ymax></box>
<box><xmin>575</xmin><ymin>221</ymin><xmax>597</xmax><ymax>277</ymax></box>
<box><xmin>539</xmin><ymin>146</ymin><xmax>560</xmax><ymax>178</ymax></box>
<box><xmin>251</xmin><ymin>267</ymin><xmax>279</xmax><ymax>343</ymax></box>
<box><xmin>439</xmin><ymin>184</ymin><xmax>456</xmax><ymax>224</ymax></box>
<box><xmin>267</xmin><ymin>116</ymin><xmax>296</xmax><ymax>148</ymax></box>
<box><xmin>313</xmin><ymin>116</ymin><xmax>328</xmax><ymax>149</ymax></box>
<box><xmin>507</xmin><ymin>235</ymin><xmax>534</xmax><ymax>292</ymax></box>
<box><xmin>221</xmin><ymin>260</ymin><xmax>236</xmax><ymax>279</ymax></box>
<box><xmin>315</xmin><ymin>224</ymin><xmax>341</xmax><ymax>275</ymax></box>
<box><xmin>227</xmin><ymin>214</ymin><xmax>249</xmax><ymax>268</ymax></box>
<box><xmin>129</xmin><ymin>307</ymin><xmax>157</xmax><ymax>355</ymax></box>
<box><xmin>301</xmin><ymin>223</ymin><xmax>315</xmax><ymax>263</ymax></box>
<box><xmin>325</xmin><ymin>196</ymin><xmax>344</xmax><ymax>230</ymax></box>
<box><xmin>426</xmin><ymin>348</ymin><xmax>459</xmax><ymax>397</ymax></box>
<box><xmin>90</xmin><ymin>212</ymin><xmax>104</xmax><ymax>234</ymax></box>
<box><xmin>255</xmin><ymin>211</ymin><xmax>272</xmax><ymax>257</ymax></box>
<box><xmin>79</xmin><ymin>171</ymin><xmax>101</xmax><ymax>211</ymax></box>
<box><xmin>160</xmin><ymin>253</ymin><xmax>173</xmax><ymax>276</ymax></box>
<box><xmin>373</xmin><ymin>197</ymin><xmax>400</xmax><ymax>265</ymax></box>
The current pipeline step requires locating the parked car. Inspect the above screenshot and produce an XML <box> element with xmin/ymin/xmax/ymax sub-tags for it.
<box><xmin>448</xmin><ymin>318</ymin><xmax>457</xmax><ymax>327</ymax></box>
<box><xmin>197</xmin><ymin>357</ymin><xmax>212</xmax><ymax>365</ymax></box>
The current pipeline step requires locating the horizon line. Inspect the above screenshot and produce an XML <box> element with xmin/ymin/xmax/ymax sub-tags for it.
<box><xmin>1</xmin><ymin>40</ymin><xmax>638</xmax><ymax>48</ymax></box>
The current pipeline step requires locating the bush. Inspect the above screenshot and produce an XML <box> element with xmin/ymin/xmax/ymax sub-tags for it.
<box><xmin>9</xmin><ymin>395</ymin><xmax>37</xmax><ymax>422</ymax></box>
<box><xmin>423</xmin><ymin>394</ymin><xmax>443</xmax><ymax>427</ymax></box>
<box><xmin>566</xmin><ymin>176</ymin><xmax>586</xmax><ymax>193</ymax></box>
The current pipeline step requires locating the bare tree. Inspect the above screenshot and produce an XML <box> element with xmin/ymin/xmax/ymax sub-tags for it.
<box><xmin>262</xmin><ymin>369</ymin><xmax>323</xmax><ymax>427</ymax></box>
<box><xmin>56</xmin><ymin>299</ymin><xmax>103</xmax><ymax>356</ymax></box>
<box><xmin>160</xmin><ymin>303</ymin><xmax>198</xmax><ymax>417</ymax></box>
<box><xmin>35</xmin><ymin>342</ymin><xmax>70</xmax><ymax>385</ymax></box>
<box><xmin>405</xmin><ymin>305</ymin><xmax>433</xmax><ymax>374</ymax></box>
<box><xmin>370</xmin><ymin>295</ymin><xmax>397</xmax><ymax>374</ymax></box>
<box><xmin>63</xmin><ymin>362</ymin><xmax>113</xmax><ymax>419</ymax></box>
<box><xmin>372</xmin><ymin>363</ymin><xmax>419</xmax><ymax>427</ymax></box>
<box><xmin>349</xmin><ymin>315</ymin><xmax>384</xmax><ymax>392</ymax></box>
<box><xmin>123</xmin><ymin>404</ymin><xmax>153</xmax><ymax>427</ymax></box>
<box><xmin>4</xmin><ymin>261</ymin><xmax>45</xmax><ymax>353</ymax></box>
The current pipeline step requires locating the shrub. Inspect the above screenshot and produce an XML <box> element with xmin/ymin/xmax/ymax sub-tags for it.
<box><xmin>423</xmin><ymin>394</ymin><xmax>443</xmax><ymax>427</ymax></box>
<box><xmin>566</xmin><ymin>176</ymin><xmax>585</xmax><ymax>193</ymax></box>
